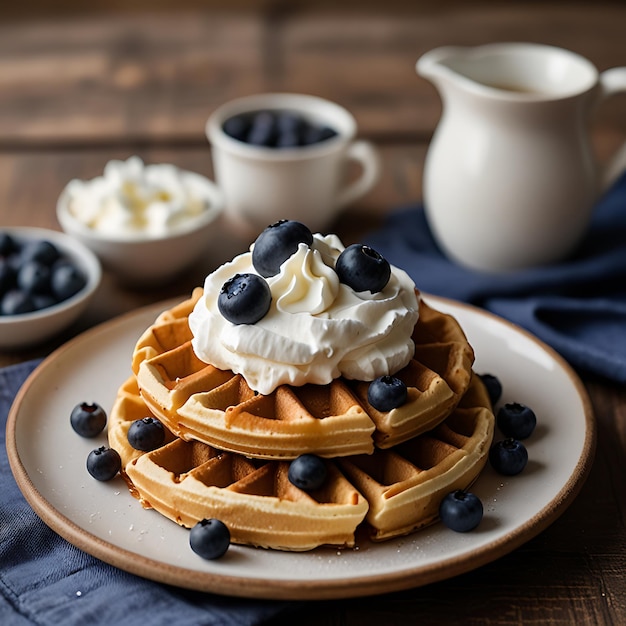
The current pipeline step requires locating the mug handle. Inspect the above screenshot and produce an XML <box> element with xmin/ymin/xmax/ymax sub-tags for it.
<box><xmin>599</xmin><ymin>67</ymin><xmax>626</xmax><ymax>190</ymax></box>
<box><xmin>335</xmin><ymin>140</ymin><xmax>381</xmax><ymax>209</ymax></box>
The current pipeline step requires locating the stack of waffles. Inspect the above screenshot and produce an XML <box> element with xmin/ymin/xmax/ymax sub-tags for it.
<box><xmin>108</xmin><ymin>288</ymin><xmax>495</xmax><ymax>551</ymax></box>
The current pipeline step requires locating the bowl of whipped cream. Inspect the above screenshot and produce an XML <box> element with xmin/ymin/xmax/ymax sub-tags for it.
<box><xmin>56</xmin><ymin>157</ymin><xmax>224</xmax><ymax>285</ymax></box>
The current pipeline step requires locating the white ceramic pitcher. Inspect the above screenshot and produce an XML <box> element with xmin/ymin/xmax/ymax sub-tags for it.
<box><xmin>416</xmin><ymin>43</ymin><xmax>626</xmax><ymax>272</ymax></box>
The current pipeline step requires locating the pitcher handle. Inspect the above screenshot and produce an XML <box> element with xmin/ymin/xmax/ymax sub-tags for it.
<box><xmin>599</xmin><ymin>67</ymin><xmax>626</xmax><ymax>189</ymax></box>
<box><xmin>336</xmin><ymin>140</ymin><xmax>381</xmax><ymax>210</ymax></box>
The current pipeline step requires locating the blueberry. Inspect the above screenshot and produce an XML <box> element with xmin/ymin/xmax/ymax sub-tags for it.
<box><xmin>496</xmin><ymin>402</ymin><xmax>536</xmax><ymax>440</ymax></box>
<box><xmin>6</xmin><ymin>252</ymin><xmax>23</xmax><ymax>273</ymax></box>
<box><xmin>498</xmin><ymin>401</ymin><xmax>535</xmax><ymax>437</ymax></box>
<box><xmin>335</xmin><ymin>244</ymin><xmax>391</xmax><ymax>294</ymax></box>
<box><xmin>318</xmin><ymin>126</ymin><xmax>338</xmax><ymax>142</ymax></box>
<box><xmin>288</xmin><ymin>454</ymin><xmax>327</xmax><ymax>491</ymax></box>
<box><xmin>0</xmin><ymin>232</ymin><xmax>18</xmax><ymax>256</ymax></box>
<box><xmin>439</xmin><ymin>490</ymin><xmax>483</xmax><ymax>532</ymax></box>
<box><xmin>252</xmin><ymin>220</ymin><xmax>314</xmax><ymax>278</ymax></box>
<box><xmin>51</xmin><ymin>261</ymin><xmax>86</xmax><ymax>300</ymax></box>
<box><xmin>0</xmin><ymin>259</ymin><xmax>17</xmax><ymax>295</ymax></box>
<box><xmin>1</xmin><ymin>290</ymin><xmax>36</xmax><ymax>315</ymax></box>
<box><xmin>275</xmin><ymin>112</ymin><xmax>308</xmax><ymax>148</ymax></box>
<box><xmin>127</xmin><ymin>417</ymin><xmax>165</xmax><ymax>451</ymax></box>
<box><xmin>367</xmin><ymin>375</ymin><xmax>408</xmax><ymax>412</ymax></box>
<box><xmin>247</xmin><ymin>111</ymin><xmax>277</xmax><ymax>147</ymax></box>
<box><xmin>222</xmin><ymin>114</ymin><xmax>251</xmax><ymax>142</ymax></box>
<box><xmin>275</xmin><ymin>130</ymin><xmax>301</xmax><ymax>148</ymax></box>
<box><xmin>0</xmin><ymin>235</ymin><xmax>84</xmax><ymax>313</ymax></box>
<box><xmin>489</xmin><ymin>438</ymin><xmax>528</xmax><ymax>476</ymax></box>
<box><xmin>218</xmin><ymin>273</ymin><xmax>272</xmax><ymax>325</ymax></box>
<box><xmin>189</xmin><ymin>518</ymin><xmax>230</xmax><ymax>560</ymax></box>
<box><xmin>70</xmin><ymin>401</ymin><xmax>107</xmax><ymax>437</ymax></box>
<box><xmin>302</xmin><ymin>124</ymin><xmax>337</xmax><ymax>145</ymax></box>
<box><xmin>17</xmin><ymin>261</ymin><xmax>51</xmax><ymax>294</ymax></box>
<box><xmin>32</xmin><ymin>293</ymin><xmax>58</xmax><ymax>311</ymax></box>
<box><xmin>22</xmin><ymin>239</ymin><xmax>60</xmax><ymax>265</ymax></box>
<box><xmin>224</xmin><ymin>110</ymin><xmax>337</xmax><ymax>149</ymax></box>
<box><xmin>276</xmin><ymin>111</ymin><xmax>304</xmax><ymax>134</ymax></box>
<box><xmin>479</xmin><ymin>373</ymin><xmax>502</xmax><ymax>406</ymax></box>
<box><xmin>86</xmin><ymin>446</ymin><xmax>121</xmax><ymax>481</ymax></box>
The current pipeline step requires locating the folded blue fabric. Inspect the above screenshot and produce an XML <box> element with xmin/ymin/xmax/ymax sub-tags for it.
<box><xmin>366</xmin><ymin>172</ymin><xmax>626</xmax><ymax>383</ymax></box>
<box><xmin>1</xmin><ymin>361</ymin><xmax>292</xmax><ymax>626</ymax></box>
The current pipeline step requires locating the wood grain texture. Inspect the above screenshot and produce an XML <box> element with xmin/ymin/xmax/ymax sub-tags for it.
<box><xmin>0</xmin><ymin>3</ymin><xmax>624</xmax><ymax>144</ymax></box>
<box><xmin>0</xmin><ymin>4</ymin><xmax>625</xmax><ymax>623</ymax></box>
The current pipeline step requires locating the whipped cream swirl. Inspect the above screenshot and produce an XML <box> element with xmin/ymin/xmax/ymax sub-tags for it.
<box><xmin>189</xmin><ymin>234</ymin><xmax>420</xmax><ymax>395</ymax></box>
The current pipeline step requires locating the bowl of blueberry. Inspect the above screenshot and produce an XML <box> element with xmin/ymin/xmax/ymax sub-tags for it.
<box><xmin>0</xmin><ymin>227</ymin><xmax>101</xmax><ymax>349</ymax></box>
<box><xmin>205</xmin><ymin>93</ymin><xmax>380</xmax><ymax>232</ymax></box>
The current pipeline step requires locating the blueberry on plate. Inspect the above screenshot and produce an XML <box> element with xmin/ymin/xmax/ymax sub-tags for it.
<box><xmin>479</xmin><ymin>373</ymin><xmax>503</xmax><ymax>406</ymax></box>
<box><xmin>288</xmin><ymin>454</ymin><xmax>327</xmax><ymax>491</ymax></box>
<box><xmin>439</xmin><ymin>490</ymin><xmax>484</xmax><ymax>532</ymax></box>
<box><xmin>497</xmin><ymin>402</ymin><xmax>537</xmax><ymax>439</ymax></box>
<box><xmin>127</xmin><ymin>417</ymin><xmax>165</xmax><ymax>451</ymax></box>
<box><xmin>70</xmin><ymin>401</ymin><xmax>107</xmax><ymax>437</ymax></box>
<box><xmin>189</xmin><ymin>518</ymin><xmax>230</xmax><ymax>560</ymax></box>
<box><xmin>218</xmin><ymin>273</ymin><xmax>272</xmax><ymax>325</ymax></box>
<box><xmin>86</xmin><ymin>446</ymin><xmax>121</xmax><ymax>481</ymax></box>
<box><xmin>335</xmin><ymin>244</ymin><xmax>391</xmax><ymax>294</ymax></box>
<box><xmin>489</xmin><ymin>438</ymin><xmax>528</xmax><ymax>476</ymax></box>
<box><xmin>252</xmin><ymin>220</ymin><xmax>314</xmax><ymax>278</ymax></box>
<box><xmin>367</xmin><ymin>375</ymin><xmax>408</xmax><ymax>412</ymax></box>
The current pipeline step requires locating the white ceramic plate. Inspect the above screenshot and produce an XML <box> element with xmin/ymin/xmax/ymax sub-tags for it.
<box><xmin>6</xmin><ymin>296</ymin><xmax>595</xmax><ymax>600</ymax></box>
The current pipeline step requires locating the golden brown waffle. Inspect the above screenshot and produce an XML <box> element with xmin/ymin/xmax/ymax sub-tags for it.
<box><xmin>109</xmin><ymin>377</ymin><xmax>369</xmax><ymax>551</ymax></box>
<box><xmin>108</xmin><ymin>374</ymin><xmax>493</xmax><ymax>550</ymax></box>
<box><xmin>132</xmin><ymin>290</ymin><xmax>475</xmax><ymax>459</ymax></box>
<box><xmin>339</xmin><ymin>373</ymin><xmax>495</xmax><ymax>541</ymax></box>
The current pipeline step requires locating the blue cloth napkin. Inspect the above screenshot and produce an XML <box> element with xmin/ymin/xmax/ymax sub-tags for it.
<box><xmin>366</xmin><ymin>172</ymin><xmax>626</xmax><ymax>383</ymax></box>
<box><xmin>1</xmin><ymin>360</ymin><xmax>292</xmax><ymax>626</ymax></box>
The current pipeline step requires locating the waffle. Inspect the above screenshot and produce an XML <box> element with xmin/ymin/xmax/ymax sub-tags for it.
<box><xmin>339</xmin><ymin>373</ymin><xmax>494</xmax><ymax>541</ymax></box>
<box><xmin>132</xmin><ymin>290</ymin><xmax>475</xmax><ymax>459</ymax></box>
<box><xmin>108</xmin><ymin>373</ymin><xmax>493</xmax><ymax>550</ymax></box>
<box><xmin>109</xmin><ymin>376</ymin><xmax>369</xmax><ymax>551</ymax></box>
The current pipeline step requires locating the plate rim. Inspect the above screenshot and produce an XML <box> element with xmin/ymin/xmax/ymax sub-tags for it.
<box><xmin>6</xmin><ymin>294</ymin><xmax>596</xmax><ymax>600</ymax></box>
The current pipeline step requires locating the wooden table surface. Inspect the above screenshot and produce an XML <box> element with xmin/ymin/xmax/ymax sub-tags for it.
<box><xmin>1</xmin><ymin>3</ymin><xmax>625</xmax><ymax>624</ymax></box>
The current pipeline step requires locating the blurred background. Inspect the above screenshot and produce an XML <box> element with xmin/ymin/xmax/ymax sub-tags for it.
<box><xmin>0</xmin><ymin>1</ymin><xmax>624</xmax><ymax>229</ymax></box>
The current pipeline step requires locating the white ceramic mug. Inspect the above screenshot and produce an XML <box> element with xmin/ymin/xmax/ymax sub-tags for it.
<box><xmin>417</xmin><ymin>43</ymin><xmax>626</xmax><ymax>272</ymax></box>
<box><xmin>206</xmin><ymin>93</ymin><xmax>380</xmax><ymax>233</ymax></box>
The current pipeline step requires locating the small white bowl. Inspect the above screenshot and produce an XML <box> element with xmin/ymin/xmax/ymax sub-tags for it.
<box><xmin>0</xmin><ymin>227</ymin><xmax>102</xmax><ymax>350</ymax></box>
<box><xmin>56</xmin><ymin>167</ymin><xmax>224</xmax><ymax>286</ymax></box>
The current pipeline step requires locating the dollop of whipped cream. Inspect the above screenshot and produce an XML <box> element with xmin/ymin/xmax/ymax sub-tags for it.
<box><xmin>65</xmin><ymin>156</ymin><xmax>214</xmax><ymax>238</ymax></box>
<box><xmin>189</xmin><ymin>233</ymin><xmax>420</xmax><ymax>395</ymax></box>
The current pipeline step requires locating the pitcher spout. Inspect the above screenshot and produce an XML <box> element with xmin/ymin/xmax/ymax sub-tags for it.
<box><xmin>416</xmin><ymin>46</ymin><xmax>469</xmax><ymax>86</ymax></box>
<box><xmin>418</xmin><ymin>43</ymin><xmax>603</xmax><ymax>100</ymax></box>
